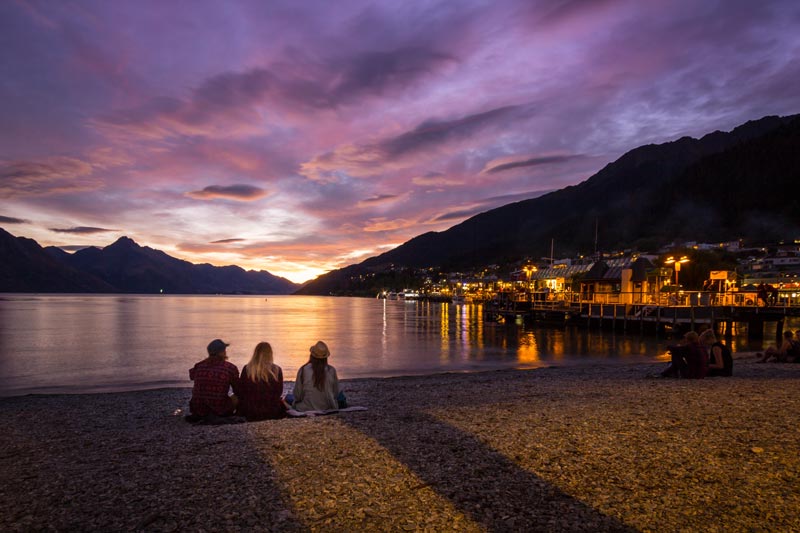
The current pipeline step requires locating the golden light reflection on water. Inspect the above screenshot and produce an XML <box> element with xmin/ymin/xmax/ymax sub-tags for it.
<box><xmin>511</xmin><ymin>331</ymin><xmax>534</xmax><ymax>364</ymax></box>
<box><xmin>468</xmin><ymin>304</ymin><xmax>485</xmax><ymax>354</ymax></box>
<box><xmin>439</xmin><ymin>302</ymin><xmax>450</xmax><ymax>364</ymax></box>
<box><xmin>381</xmin><ymin>298</ymin><xmax>388</xmax><ymax>355</ymax></box>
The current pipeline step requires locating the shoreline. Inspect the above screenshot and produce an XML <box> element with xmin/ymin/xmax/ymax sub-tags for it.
<box><xmin>0</xmin><ymin>358</ymin><xmax>639</xmax><ymax>399</ymax></box>
<box><xmin>2</xmin><ymin>357</ymin><xmax>799</xmax><ymax>531</ymax></box>
<box><xmin>1</xmin><ymin>351</ymin><xmax>684</xmax><ymax>399</ymax></box>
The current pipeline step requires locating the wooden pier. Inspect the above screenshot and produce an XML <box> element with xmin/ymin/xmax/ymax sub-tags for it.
<box><xmin>486</xmin><ymin>292</ymin><xmax>800</xmax><ymax>343</ymax></box>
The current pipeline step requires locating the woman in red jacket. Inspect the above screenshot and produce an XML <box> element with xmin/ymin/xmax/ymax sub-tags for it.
<box><xmin>237</xmin><ymin>342</ymin><xmax>287</xmax><ymax>421</ymax></box>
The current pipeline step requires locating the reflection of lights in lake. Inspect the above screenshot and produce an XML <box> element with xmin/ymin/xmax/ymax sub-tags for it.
<box><xmin>440</xmin><ymin>303</ymin><xmax>449</xmax><ymax>363</ymax></box>
<box><xmin>472</xmin><ymin>304</ymin><xmax>484</xmax><ymax>352</ymax></box>
<box><xmin>517</xmin><ymin>332</ymin><xmax>539</xmax><ymax>364</ymax></box>
<box><xmin>381</xmin><ymin>298</ymin><xmax>387</xmax><ymax>354</ymax></box>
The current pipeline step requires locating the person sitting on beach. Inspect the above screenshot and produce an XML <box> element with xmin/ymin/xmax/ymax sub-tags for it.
<box><xmin>236</xmin><ymin>342</ymin><xmax>287</xmax><ymax>421</ymax></box>
<box><xmin>659</xmin><ymin>331</ymin><xmax>708</xmax><ymax>379</ymax></box>
<box><xmin>756</xmin><ymin>331</ymin><xmax>800</xmax><ymax>363</ymax></box>
<box><xmin>793</xmin><ymin>331</ymin><xmax>800</xmax><ymax>363</ymax></box>
<box><xmin>289</xmin><ymin>341</ymin><xmax>347</xmax><ymax>411</ymax></box>
<box><xmin>188</xmin><ymin>339</ymin><xmax>240</xmax><ymax>420</ymax></box>
<box><xmin>700</xmin><ymin>330</ymin><xmax>733</xmax><ymax>377</ymax></box>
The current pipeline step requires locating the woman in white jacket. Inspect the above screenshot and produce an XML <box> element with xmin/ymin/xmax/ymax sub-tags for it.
<box><xmin>291</xmin><ymin>341</ymin><xmax>346</xmax><ymax>411</ymax></box>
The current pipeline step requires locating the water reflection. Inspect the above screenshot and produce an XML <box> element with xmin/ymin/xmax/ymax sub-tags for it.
<box><xmin>0</xmin><ymin>294</ymin><xmax>796</xmax><ymax>396</ymax></box>
<box><xmin>517</xmin><ymin>332</ymin><xmax>540</xmax><ymax>364</ymax></box>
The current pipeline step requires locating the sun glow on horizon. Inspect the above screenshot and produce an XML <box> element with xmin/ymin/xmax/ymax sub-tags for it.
<box><xmin>171</xmin><ymin>250</ymin><xmax>331</xmax><ymax>285</ymax></box>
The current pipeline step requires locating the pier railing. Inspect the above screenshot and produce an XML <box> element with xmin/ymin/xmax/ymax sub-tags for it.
<box><xmin>496</xmin><ymin>290</ymin><xmax>800</xmax><ymax>309</ymax></box>
<box><xmin>489</xmin><ymin>289</ymin><xmax>800</xmax><ymax>341</ymax></box>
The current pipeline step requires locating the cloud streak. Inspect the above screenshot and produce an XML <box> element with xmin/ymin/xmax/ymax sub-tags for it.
<box><xmin>300</xmin><ymin>104</ymin><xmax>531</xmax><ymax>182</ymax></box>
<box><xmin>186</xmin><ymin>185</ymin><xmax>269</xmax><ymax>201</ymax></box>
<box><xmin>0</xmin><ymin>157</ymin><xmax>97</xmax><ymax>198</ymax></box>
<box><xmin>49</xmin><ymin>226</ymin><xmax>118</xmax><ymax>234</ymax></box>
<box><xmin>483</xmin><ymin>155</ymin><xmax>584</xmax><ymax>174</ymax></box>
<box><xmin>0</xmin><ymin>215</ymin><xmax>30</xmax><ymax>224</ymax></box>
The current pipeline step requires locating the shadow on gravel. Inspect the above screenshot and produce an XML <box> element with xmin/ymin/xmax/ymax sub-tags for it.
<box><xmin>0</xmin><ymin>394</ymin><xmax>309</xmax><ymax>532</ymax></box>
<box><xmin>342</xmin><ymin>410</ymin><xmax>636</xmax><ymax>533</ymax></box>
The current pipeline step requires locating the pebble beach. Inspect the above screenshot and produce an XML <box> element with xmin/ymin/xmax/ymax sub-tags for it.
<box><xmin>1</xmin><ymin>354</ymin><xmax>799</xmax><ymax>532</ymax></box>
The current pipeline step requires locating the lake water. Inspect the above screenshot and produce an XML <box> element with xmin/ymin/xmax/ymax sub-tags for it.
<box><xmin>0</xmin><ymin>294</ymin><xmax>783</xmax><ymax>397</ymax></box>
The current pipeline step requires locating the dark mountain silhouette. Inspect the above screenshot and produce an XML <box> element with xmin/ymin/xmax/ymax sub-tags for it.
<box><xmin>0</xmin><ymin>228</ymin><xmax>115</xmax><ymax>292</ymax></box>
<box><xmin>297</xmin><ymin>113</ymin><xmax>800</xmax><ymax>295</ymax></box>
<box><xmin>50</xmin><ymin>236</ymin><xmax>298</xmax><ymax>294</ymax></box>
<box><xmin>0</xmin><ymin>230</ymin><xmax>297</xmax><ymax>294</ymax></box>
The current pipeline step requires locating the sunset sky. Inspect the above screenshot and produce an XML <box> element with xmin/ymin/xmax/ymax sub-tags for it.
<box><xmin>1</xmin><ymin>1</ymin><xmax>799</xmax><ymax>283</ymax></box>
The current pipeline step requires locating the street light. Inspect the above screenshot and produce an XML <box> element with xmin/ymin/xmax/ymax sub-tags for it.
<box><xmin>664</xmin><ymin>256</ymin><xmax>690</xmax><ymax>288</ymax></box>
<box><xmin>523</xmin><ymin>264</ymin><xmax>537</xmax><ymax>288</ymax></box>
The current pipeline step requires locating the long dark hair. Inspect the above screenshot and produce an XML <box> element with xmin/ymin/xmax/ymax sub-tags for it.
<box><xmin>301</xmin><ymin>357</ymin><xmax>328</xmax><ymax>390</ymax></box>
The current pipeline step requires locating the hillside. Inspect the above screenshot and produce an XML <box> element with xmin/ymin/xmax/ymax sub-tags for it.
<box><xmin>0</xmin><ymin>230</ymin><xmax>297</xmax><ymax>294</ymax></box>
<box><xmin>0</xmin><ymin>228</ymin><xmax>115</xmax><ymax>292</ymax></box>
<box><xmin>297</xmin><ymin>113</ymin><xmax>800</xmax><ymax>295</ymax></box>
<box><xmin>49</xmin><ymin>237</ymin><xmax>298</xmax><ymax>294</ymax></box>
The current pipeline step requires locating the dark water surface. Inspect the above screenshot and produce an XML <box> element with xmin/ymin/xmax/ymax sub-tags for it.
<box><xmin>0</xmin><ymin>294</ymin><xmax>786</xmax><ymax>396</ymax></box>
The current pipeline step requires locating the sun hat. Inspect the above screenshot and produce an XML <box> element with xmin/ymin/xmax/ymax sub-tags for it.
<box><xmin>309</xmin><ymin>341</ymin><xmax>330</xmax><ymax>359</ymax></box>
<box><xmin>207</xmin><ymin>339</ymin><xmax>230</xmax><ymax>355</ymax></box>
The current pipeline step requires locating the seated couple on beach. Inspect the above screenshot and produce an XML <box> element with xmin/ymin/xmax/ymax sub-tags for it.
<box><xmin>756</xmin><ymin>330</ymin><xmax>800</xmax><ymax>363</ymax></box>
<box><xmin>186</xmin><ymin>339</ymin><xmax>347</xmax><ymax>424</ymax></box>
<box><xmin>655</xmin><ymin>329</ymin><xmax>733</xmax><ymax>379</ymax></box>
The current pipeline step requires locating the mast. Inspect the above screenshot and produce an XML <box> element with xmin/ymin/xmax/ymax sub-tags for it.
<box><xmin>594</xmin><ymin>217</ymin><xmax>600</xmax><ymax>261</ymax></box>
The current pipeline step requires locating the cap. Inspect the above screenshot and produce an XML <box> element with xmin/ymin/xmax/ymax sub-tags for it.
<box><xmin>207</xmin><ymin>339</ymin><xmax>230</xmax><ymax>356</ymax></box>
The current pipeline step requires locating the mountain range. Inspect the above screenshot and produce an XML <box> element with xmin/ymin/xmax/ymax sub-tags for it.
<box><xmin>3</xmin><ymin>113</ymin><xmax>799</xmax><ymax>295</ymax></box>
<box><xmin>297</xmin><ymin>113</ymin><xmax>800</xmax><ymax>295</ymax></box>
<box><xmin>0</xmin><ymin>229</ymin><xmax>297</xmax><ymax>294</ymax></box>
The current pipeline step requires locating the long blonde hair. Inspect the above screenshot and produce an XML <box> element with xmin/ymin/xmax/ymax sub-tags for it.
<box><xmin>244</xmin><ymin>342</ymin><xmax>279</xmax><ymax>383</ymax></box>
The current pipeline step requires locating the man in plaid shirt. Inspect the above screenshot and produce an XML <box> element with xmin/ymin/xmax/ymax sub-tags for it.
<box><xmin>189</xmin><ymin>339</ymin><xmax>240</xmax><ymax>417</ymax></box>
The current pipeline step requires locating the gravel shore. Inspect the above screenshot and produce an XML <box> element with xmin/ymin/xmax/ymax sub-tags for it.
<box><xmin>1</xmin><ymin>355</ymin><xmax>799</xmax><ymax>532</ymax></box>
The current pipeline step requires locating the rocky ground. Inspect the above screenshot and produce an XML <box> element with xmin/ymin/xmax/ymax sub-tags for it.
<box><xmin>1</xmin><ymin>355</ymin><xmax>799</xmax><ymax>532</ymax></box>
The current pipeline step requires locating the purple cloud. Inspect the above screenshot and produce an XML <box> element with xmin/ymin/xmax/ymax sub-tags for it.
<box><xmin>359</xmin><ymin>194</ymin><xmax>401</xmax><ymax>205</ymax></box>
<box><xmin>49</xmin><ymin>226</ymin><xmax>118</xmax><ymax>234</ymax></box>
<box><xmin>0</xmin><ymin>157</ymin><xmax>96</xmax><ymax>198</ymax></box>
<box><xmin>380</xmin><ymin>105</ymin><xmax>531</xmax><ymax>159</ymax></box>
<box><xmin>301</xmin><ymin>104</ymin><xmax>533</xmax><ymax>182</ymax></box>
<box><xmin>330</xmin><ymin>47</ymin><xmax>455</xmax><ymax>102</ymax></box>
<box><xmin>93</xmin><ymin>43</ymin><xmax>455</xmax><ymax>143</ymax></box>
<box><xmin>186</xmin><ymin>185</ymin><xmax>269</xmax><ymax>201</ymax></box>
<box><xmin>0</xmin><ymin>215</ymin><xmax>29</xmax><ymax>224</ymax></box>
<box><xmin>433</xmin><ymin>189</ymin><xmax>553</xmax><ymax>222</ymax></box>
<box><xmin>484</xmin><ymin>155</ymin><xmax>584</xmax><ymax>174</ymax></box>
